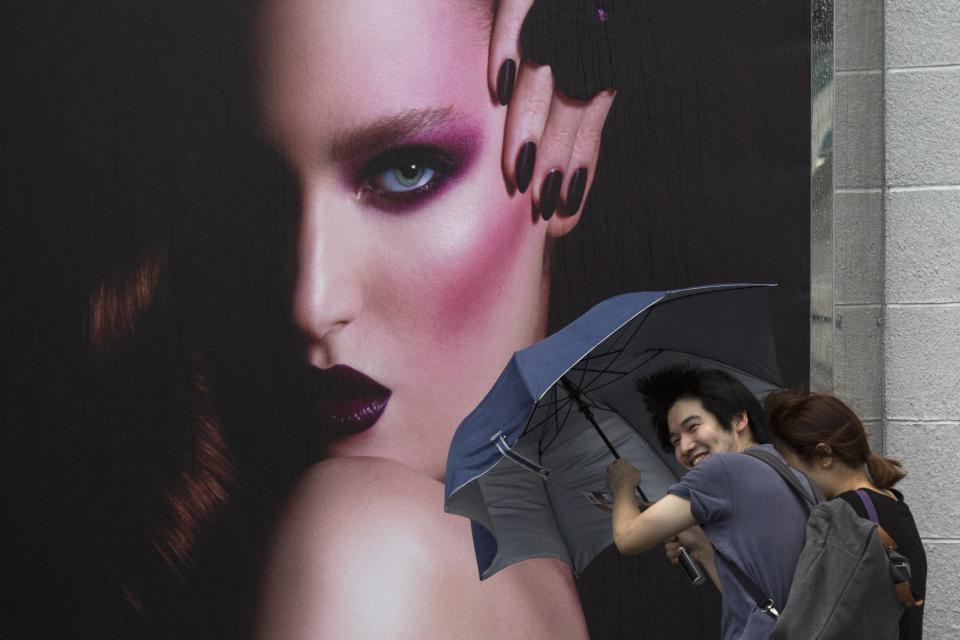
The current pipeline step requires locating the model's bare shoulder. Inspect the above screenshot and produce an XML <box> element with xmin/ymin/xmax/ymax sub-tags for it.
<box><xmin>254</xmin><ymin>456</ymin><xmax>589</xmax><ymax>640</ymax></box>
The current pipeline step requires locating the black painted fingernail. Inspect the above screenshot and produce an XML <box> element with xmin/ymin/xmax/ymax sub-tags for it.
<box><xmin>515</xmin><ymin>141</ymin><xmax>536</xmax><ymax>193</ymax></box>
<box><xmin>496</xmin><ymin>59</ymin><xmax>517</xmax><ymax>105</ymax></box>
<box><xmin>562</xmin><ymin>167</ymin><xmax>589</xmax><ymax>216</ymax></box>
<box><xmin>539</xmin><ymin>170</ymin><xmax>563</xmax><ymax>221</ymax></box>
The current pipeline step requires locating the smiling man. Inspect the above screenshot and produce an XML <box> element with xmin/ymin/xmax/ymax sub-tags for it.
<box><xmin>605</xmin><ymin>367</ymin><xmax>812</xmax><ymax>640</ymax></box>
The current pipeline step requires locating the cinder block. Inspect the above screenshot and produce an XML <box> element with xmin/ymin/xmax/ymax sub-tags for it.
<box><xmin>836</xmin><ymin>0</ymin><xmax>883</xmax><ymax>70</ymax></box>
<box><xmin>887</xmin><ymin>69</ymin><xmax>960</xmax><ymax>186</ymax></box>
<box><xmin>885</xmin><ymin>306</ymin><xmax>960</xmax><ymax>419</ymax></box>
<box><xmin>836</xmin><ymin>72</ymin><xmax>884</xmax><ymax>188</ymax></box>
<box><xmin>863</xmin><ymin>419</ymin><xmax>884</xmax><ymax>455</ymax></box>
<box><xmin>887</xmin><ymin>0</ymin><xmax>960</xmax><ymax>68</ymax></box>
<box><xmin>885</xmin><ymin>422</ymin><xmax>960</xmax><ymax>538</ymax></box>
<box><xmin>835</xmin><ymin>190</ymin><xmax>883</xmax><ymax>304</ymax></box>
<box><xmin>834</xmin><ymin>305</ymin><xmax>883</xmax><ymax>420</ymax></box>
<box><xmin>921</xmin><ymin>540</ymin><xmax>960</xmax><ymax>639</ymax></box>
<box><xmin>887</xmin><ymin>188</ymin><xmax>960</xmax><ymax>303</ymax></box>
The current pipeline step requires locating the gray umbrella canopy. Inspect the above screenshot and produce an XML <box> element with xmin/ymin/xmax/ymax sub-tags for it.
<box><xmin>444</xmin><ymin>284</ymin><xmax>782</xmax><ymax>579</ymax></box>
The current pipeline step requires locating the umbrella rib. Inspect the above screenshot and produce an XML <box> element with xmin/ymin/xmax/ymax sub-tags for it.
<box><xmin>577</xmin><ymin>349</ymin><xmax>627</xmax><ymax>366</ymax></box>
<box><xmin>541</xmin><ymin>389</ymin><xmax>563</xmax><ymax>456</ymax></box>
<box><xmin>574</xmin><ymin>351</ymin><xmax>664</xmax><ymax>396</ymax></box>
<box><xmin>568</xmin><ymin>365</ymin><xmax>634</xmax><ymax>375</ymax></box>
<box><xmin>522</xmin><ymin>392</ymin><xmax>573</xmax><ymax>437</ymax></box>
<box><xmin>539</xmin><ymin>392</ymin><xmax>575</xmax><ymax>456</ymax></box>
<box><xmin>566</xmin><ymin>351</ymin><xmax>653</xmax><ymax>396</ymax></box>
<box><xmin>523</xmin><ymin>405</ymin><xmax>569</xmax><ymax>436</ymax></box>
<box><xmin>563</xmin><ymin>312</ymin><xmax>658</xmax><ymax>394</ymax></box>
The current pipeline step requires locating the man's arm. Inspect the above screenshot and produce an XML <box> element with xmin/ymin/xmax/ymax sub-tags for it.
<box><xmin>606</xmin><ymin>460</ymin><xmax>697</xmax><ymax>555</ymax></box>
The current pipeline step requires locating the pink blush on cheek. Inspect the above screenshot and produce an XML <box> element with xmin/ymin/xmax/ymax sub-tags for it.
<box><xmin>423</xmin><ymin>195</ymin><xmax>539</xmax><ymax>339</ymax></box>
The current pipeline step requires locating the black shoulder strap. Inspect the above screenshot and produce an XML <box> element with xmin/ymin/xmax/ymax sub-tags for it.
<box><xmin>744</xmin><ymin>449</ymin><xmax>824</xmax><ymax>508</ymax></box>
<box><xmin>710</xmin><ymin>449</ymin><xmax>824</xmax><ymax>620</ymax></box>
<box><xmin>715</xmin><ymin>546</ymin><xmax>781</xmax><ymax>619</ymax></box>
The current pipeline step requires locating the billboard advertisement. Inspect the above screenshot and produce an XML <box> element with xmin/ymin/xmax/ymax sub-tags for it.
<box><xmin>2</xmin><ymin>1</ymin><xmax>811</xmax><ymax>637</ymax></box>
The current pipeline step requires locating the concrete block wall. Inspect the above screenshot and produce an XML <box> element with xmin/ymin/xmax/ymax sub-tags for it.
<box><xmin>833</xmin><ymin>0</ymin><xmax>885</xmax><ymax>442</ymax></box>
<box><xmin>884</xmin><ymin>1</ymin><xmax>960</xmax><ymax>635</ymax></box>
<box><xmin>833</xmin><ymin>1</ymin><xmax>960</xmax><ymax>636</ymax></box>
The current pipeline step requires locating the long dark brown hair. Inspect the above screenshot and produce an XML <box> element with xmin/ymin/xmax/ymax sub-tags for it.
<box><xmin>765</xmin><ymin>390</ymin><xmax>906</xmax><ymax>490</ymax></box>
<box><xmin>87</xmin><ymin>250</ymin><xmax>234</xmax><ymax>617</ymax></box>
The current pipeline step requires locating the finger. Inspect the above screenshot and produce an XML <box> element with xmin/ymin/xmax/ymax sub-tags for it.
<box><xmin>530</xmin><ymin>92</ymin><xmax>583</xmax><ymax>220</ymax></box>
<box><xmin>502</xmin><ymin>60</ymin><xmax>553</xmax><ymax>194</ymax></box>
<box><xmin>665</xmin><ymin>545</ymin><xmax>681</xmax><ymax>564</ymax></box>
<box><xmin>488</xmin><ymin>0</ymin><xmax>534</xmax><ymax>105</ymax></box>
<box><xmin>561</xmin><ymin>89</ymin><xmax>616</xmax><ymax>216</ymax></box>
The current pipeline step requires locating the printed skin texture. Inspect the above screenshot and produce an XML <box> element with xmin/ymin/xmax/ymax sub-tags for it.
<box><xmin>254</xmin><ymin>0</ymin><xmax>588</xmax><ymax>637</ymax></box>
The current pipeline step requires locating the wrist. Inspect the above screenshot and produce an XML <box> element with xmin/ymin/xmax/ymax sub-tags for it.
<box><xmin>614</xmin><ymin>480</ymin><xmax>636</xmax><ymax>494</ymax></box>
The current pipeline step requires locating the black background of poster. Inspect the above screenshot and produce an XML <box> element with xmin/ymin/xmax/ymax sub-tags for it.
<box><xmin>552</xmin><ymin>2</ymin><xmax>811</xmax><ymax>634</ymax></box>
<box><xmin>1</xmin><ymin>0</ymin><xmax>809</xmax><ymax>637</ymax></box>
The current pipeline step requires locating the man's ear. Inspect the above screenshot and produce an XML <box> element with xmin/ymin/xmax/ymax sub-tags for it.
<box><xmin>732</xmin><ymin>411</ymin><xmax>749</xmax><ymax>434</ymax></box>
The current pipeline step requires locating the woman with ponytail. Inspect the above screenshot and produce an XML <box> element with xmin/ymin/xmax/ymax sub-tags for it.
<box><xmin>766</xmin><ymin>390</ymin><xmax>926</xmax><ymax>640</ymax></box>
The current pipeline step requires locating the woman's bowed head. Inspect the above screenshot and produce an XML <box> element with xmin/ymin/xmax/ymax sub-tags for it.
<box><xmin>765</xmin><ymin>391</ymin><xmax>906</xmax><ymax>499</ymax></box>
<box><xmin>252</xmin><ymin>0</ymin><xmax>612</xmax><ymax>637</ymax></box>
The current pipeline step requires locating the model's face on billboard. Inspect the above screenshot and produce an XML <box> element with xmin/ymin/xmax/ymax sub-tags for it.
<box><xmin>256</xmin><ymin>0</ymin><xmax>549</xmax><ymax>479</ymax></box>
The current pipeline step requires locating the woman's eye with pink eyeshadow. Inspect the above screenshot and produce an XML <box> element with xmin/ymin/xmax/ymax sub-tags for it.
<box><xmin>359</xmin><ymin>146</ymin><xmax>456</xmax><ymax>208</ymax></box>
<box><xmin>371</xmin><ymin>161</ymin><xmax>435</xmax><ymax>193</ymax></box>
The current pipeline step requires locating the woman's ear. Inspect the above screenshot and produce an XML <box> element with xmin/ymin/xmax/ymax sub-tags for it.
<box><xmin>813</xmin><ymin>442</ymin><xmax>833</xmax><ymax>468</ymax></box>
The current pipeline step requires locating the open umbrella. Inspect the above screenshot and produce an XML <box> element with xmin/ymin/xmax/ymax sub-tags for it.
<box><xmin>444</xmin><ymin>283</ymin><xmax>782</xmax><ymax>579</ymax></box>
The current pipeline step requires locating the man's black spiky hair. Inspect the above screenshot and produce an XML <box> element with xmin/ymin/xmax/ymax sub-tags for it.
<box><xmin>636</xmin><ymin>365</ymin><xmax>771</xmax><ymax>451</ymax></box>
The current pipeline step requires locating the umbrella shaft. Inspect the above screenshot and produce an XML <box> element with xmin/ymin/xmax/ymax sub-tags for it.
<box><xmin>591</xmin><ymin>420</ymin><xmax>620</xmax><ymax>459</ymax></box>
<box><xmin>561</xmin><ymin>377</ymin><xmax>621</xmax><ymax>459</ymax></box>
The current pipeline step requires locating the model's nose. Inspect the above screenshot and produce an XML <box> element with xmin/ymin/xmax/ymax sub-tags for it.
<box><xmin>291</xmin><ymin>185</ymin><xmax>363</xmax><ymax>359</ymax></box>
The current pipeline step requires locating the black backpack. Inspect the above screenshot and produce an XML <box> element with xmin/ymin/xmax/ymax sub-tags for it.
<box><xmin>718</xmin><ymin>449</ymin><xmax>921</xmax><ymax>640</ymax></box>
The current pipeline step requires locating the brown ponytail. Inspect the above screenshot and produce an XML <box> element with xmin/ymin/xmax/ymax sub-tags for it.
<box><xmin>866</xmin><ymin>452</ymin><xmax>907</xmax><ymax>491</ymax></box>
<box><xmin>766</xmin><ymin>390</ymin><xmax>906</xmax><ymax>489</ymax></box>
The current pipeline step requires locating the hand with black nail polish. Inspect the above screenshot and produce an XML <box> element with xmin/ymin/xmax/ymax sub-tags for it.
<box><xmin>515</xmin><ymin>141</ymin><xmax>537</xmax><ymax>194</ymax></box>
<box><xmin>563</xmin><ymin>167</ymin><xmax>588</xmax><ymax>216</ymax></box>
<box><xmin>489</xmin><ymin>0</ymin><xmax>616</xmax><ymax>222</ymax></box>
<box><xmin>497</xmin><ymin>58</ymin><xmax>517</xmax><ymax>105</ymax></box>
<box><xmin>539</xmin><ymin>170</ymin><xmax>563</xmax><ymax>220</ymax></box>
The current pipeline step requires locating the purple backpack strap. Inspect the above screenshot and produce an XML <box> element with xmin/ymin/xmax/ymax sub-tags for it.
<box><xmin>855</xmin><ymin>488</ymin><xmax>880</xmax><ymax>524</ymax></box>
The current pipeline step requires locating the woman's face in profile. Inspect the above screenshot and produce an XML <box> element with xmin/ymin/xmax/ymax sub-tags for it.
<box><xmin>256</xmin><ymin>0</ymin><xmax>550</xmax><ymax>479</ymax></box>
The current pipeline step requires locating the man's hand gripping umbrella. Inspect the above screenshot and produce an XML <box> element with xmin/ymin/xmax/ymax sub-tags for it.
<box><xmin>563</xmin><ymin>377</ymin><xmax>706</xmax><ymax>586</ymax></box>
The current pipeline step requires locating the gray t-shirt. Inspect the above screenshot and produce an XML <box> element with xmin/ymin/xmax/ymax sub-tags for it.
<box><xmin>667</xmin><ymin>444</ymin><xmax>812</xmax><ymax>640</ymax></box>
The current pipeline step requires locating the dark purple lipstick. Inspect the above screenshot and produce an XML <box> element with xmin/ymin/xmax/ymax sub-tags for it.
<box><xmin>307</xmin><ymin>365</ymin><xmax>391</xmax><ymax>435</ymax></box>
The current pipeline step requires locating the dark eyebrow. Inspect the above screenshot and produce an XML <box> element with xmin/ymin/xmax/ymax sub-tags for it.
<box><xmin>329</xmin><ymin>107</ymin><xmax>458</xmax><ymax>162</ymax></box>
<box><xmin>680</xmin><ymin>415</ymin><xmax>701</xmax><ymax>428</ymax></box>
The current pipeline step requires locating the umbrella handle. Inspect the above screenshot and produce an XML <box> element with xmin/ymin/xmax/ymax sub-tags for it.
<box><xmin>636</xmin><ymin>487</ymin><xmax>704</xmax><ymax>586</ymax></box>
<box><xmin>678</xmin><ymin>547</ymin><xmax>706</xmax><ymax>586</ymax></box>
